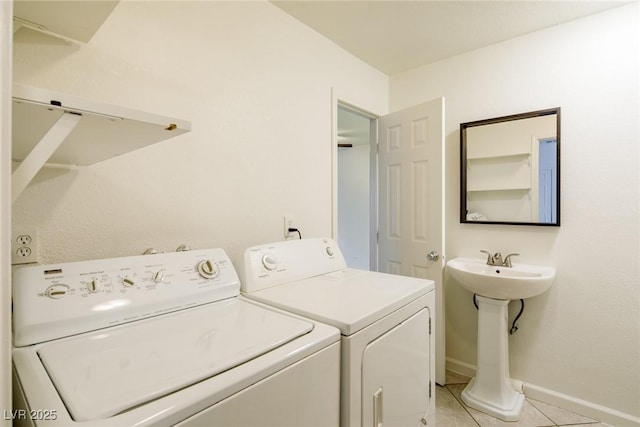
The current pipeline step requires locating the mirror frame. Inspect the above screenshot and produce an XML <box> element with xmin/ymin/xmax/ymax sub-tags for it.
<box><xmin>460</xmin><ymin>107</ymin><xmax>561</xmax><ymax>226</ymax></box>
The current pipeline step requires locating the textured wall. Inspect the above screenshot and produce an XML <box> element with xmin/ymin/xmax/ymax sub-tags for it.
<box><xmin>391</xmin><ymin>4</ymin><xmax>639</xmax><ymax>422</ymax></box>
<box><xmin>12</xmin><ymin>1</ymin><xmax>388</xmax><ymax>266</ymax></box>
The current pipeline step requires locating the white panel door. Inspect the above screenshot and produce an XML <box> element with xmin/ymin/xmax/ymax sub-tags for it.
<box><xmin>378</xmin><ymin>98</ymin><xmax>445</xmax><ymax>384</ymax></box>
<box><xmin>361</xmin><ymin>309</ymin><xmax>431</xmax><ymax>427</ymax></box>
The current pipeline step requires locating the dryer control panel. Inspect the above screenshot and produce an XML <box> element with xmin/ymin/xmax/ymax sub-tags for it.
<box><xmin>13</xmin><ymin>248</ymin><xmax>240</xmax><ymax>347</ymax></box>
<box><xmin>240</xmin><ymin>238</ymin><xmax>347</xmax><ymax>293</ymax></box>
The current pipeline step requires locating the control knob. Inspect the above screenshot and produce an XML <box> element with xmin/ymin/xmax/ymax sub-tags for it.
<box><xmin>261</xmin><ymin>254</ymin><xmax>278</xmax><ymax>271</ymax></box>
<box><xmin>45</xmin><ymin>284</ymin><xmax>69</xmax><ymax>299</ymax></box>
<box><xmin>122</xmin><ymin>276</ymin><xmax>136</xmax><ymax>287</ymax></box>
<box><xmin>87</xmin><ymin>279</ymin><xmax>101</xmax><ymax>293</ymax></box>
<box><xmin>152</xmin><ymin>270</ymin><xmax>165</xmax><ymax>283</ymax></box>
<box><xmin>197</xmin><ymin>259</ymin><xmax>219</xmax><ymax>279</ymax></box>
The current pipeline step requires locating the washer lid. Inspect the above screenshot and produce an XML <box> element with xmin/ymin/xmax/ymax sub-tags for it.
<box><xmin>245</xmin><ymin>269</ymin><xmax>432</xmax><ymax>335</ymax></box>
<box><xmin>37</xmin><ymin>299</ymin><xmax>312</xmax><ymax>422</ymax></box>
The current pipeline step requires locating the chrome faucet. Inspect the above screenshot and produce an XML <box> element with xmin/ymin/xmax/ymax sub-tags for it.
<box><xmin>480</xmin><ymin>250</ymin><xmax>496</xmax><ymax>265</ymax></box>
<box><xmin>503</xmin><ymin>253</ymin><xmax>519</xmax><ymax>268</ymax></box>
<box><xmin>493</xmin><ymin>252</ymin><xmax>504</xmax><ymax>266</ymax></box>
<box><xmin>480</xmin><ymin>250</ymin><xmax>519</xmax><ymax>267</ymax></box>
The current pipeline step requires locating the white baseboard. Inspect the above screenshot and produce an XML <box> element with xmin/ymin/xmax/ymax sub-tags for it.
<box><xmin>445</xmin><ymin>357</ymin><xmax>640</xmax><ymax>427</ymax></box>
<box><xmin>523</xmin><ymin>383</ymin><xmax>640</xmax><ymax>427</ymax></box>
<box><xmin>445</xmin><ymin>356</ymin><xmax>476</xmax><ymax>378</ymax></box>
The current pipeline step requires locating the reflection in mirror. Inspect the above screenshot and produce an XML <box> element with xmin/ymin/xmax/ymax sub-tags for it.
<box><xmin>460</xmin><ymin>108</ymin><xmax>560</xmax><ymax>226</ymax></box>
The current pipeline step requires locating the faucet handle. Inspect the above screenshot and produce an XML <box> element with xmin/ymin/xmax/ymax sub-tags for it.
<box><xmin>480</xmin><ymin>250</ymin><xmax>494</xmax><ymax>264</ymax></box>
<box><xmin>503</xmin><ymin>253</ymin><xmax>520</xmax><ymax>267</ymax></box>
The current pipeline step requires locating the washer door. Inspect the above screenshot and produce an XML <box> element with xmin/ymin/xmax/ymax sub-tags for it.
<box><xmin>37</xmin><ymin>299</ymin><xmax>312</xmax><ymax>421</ymax></box>
<box><xmin>361</xmin><ymin>308</ymin><xmax>431</xmax><ymax>426</ymax></box>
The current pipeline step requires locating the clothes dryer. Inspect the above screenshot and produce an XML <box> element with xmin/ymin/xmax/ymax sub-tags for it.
<box><xmin>12</xmin><ymin>248</ymin><xmax>340</xmax><ymax>426</ymax></box>
<box><xmin>239</xmin><ymin>238</ymin><xmax>436</xmax><ymax>427</ymax></box>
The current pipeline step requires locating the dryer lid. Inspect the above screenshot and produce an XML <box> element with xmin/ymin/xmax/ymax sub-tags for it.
<box><xmin>245</xmin><ymin>269</ymin><xmax>431</xmax><ymax>335</ymax></box>
<box><xmin>37</xmin><ymin>298</ymin><xmax>312</xmax><ymax>421</ymax></box>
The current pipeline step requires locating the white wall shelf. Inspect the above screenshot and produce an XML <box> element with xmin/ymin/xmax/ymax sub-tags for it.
<box><xmin>13</xmin><ymin>1</ymin><xmax>119</xmax><ymax>44</ymax></box>
<box><xmin>467</xmin><ymin>152</ymin><xmax>530</xmax><ymax>161</ymax></box>
<box><xmin>11</xmin><ymin>84</ymin><xmax>191</xmax><ymax>202</ymax></box>
<box><xmin>466</xmin><ymin>154</ymin><xmax>531</xmax><ymax>193</ymax></box>
<box><xmin>467</xmin><ymin>187</ymin><xmax>531</xmax><ymax>192</ymax></box>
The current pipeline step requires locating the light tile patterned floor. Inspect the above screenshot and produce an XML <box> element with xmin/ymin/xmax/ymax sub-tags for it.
<box><xmin>437</xmin><ymin>371</ymin><xmax>612</xmax><ymax>427</ymax></box>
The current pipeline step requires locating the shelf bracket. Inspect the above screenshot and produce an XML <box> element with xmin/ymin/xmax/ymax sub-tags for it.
<box><xmin>12</xmin><ymin>111</ymin><xmax>82</xmax><ymax>202</ymax></box>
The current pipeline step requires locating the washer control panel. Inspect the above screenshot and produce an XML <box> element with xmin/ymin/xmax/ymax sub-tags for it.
<box><xmin>240</xmin><ymin>238</ymin><xmax>347</xmax><ymax>293</ymax></box>
<box><xmin>13</xmin><ymin>248</ymin><xmax>239</xmax><ymax>347</ymax></box>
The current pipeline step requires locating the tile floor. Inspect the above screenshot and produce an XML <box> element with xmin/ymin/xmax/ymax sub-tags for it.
<box><xmin>437</xmin><ymin>371</ymin><xmax>612</xmax><ymax>427</ymax></box>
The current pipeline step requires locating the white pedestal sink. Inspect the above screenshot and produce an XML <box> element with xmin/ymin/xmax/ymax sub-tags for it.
<box><xmin>447</xmin><ymin>257</ymin><xmax>555</xmax><ymax>421</ymax></box>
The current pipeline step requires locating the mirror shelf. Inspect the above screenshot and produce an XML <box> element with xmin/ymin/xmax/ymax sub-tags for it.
<box><xmin>467</xmin><ymin>152</ymin><xmax>530</xmax><ymax>160</ymax></box>
<box><xmin>467</xmin><ymin>188</ymin><xmax>531</xmax><ymax>193</ymax></box>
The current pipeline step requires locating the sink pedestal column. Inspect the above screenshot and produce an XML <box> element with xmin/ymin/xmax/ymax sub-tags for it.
<box><xmin>462</xmin><ymin>296</ymin><xmax>524</xmax><ymax>421</ymax></box>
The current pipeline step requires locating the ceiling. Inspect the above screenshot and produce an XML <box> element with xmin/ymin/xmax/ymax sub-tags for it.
<box><xmin>271</xmin><ymin>0</ymin><xmax>631</xmax><ymax>75</ymax></box>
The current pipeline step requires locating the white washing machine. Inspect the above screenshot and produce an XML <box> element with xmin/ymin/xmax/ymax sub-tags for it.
<box><xmin>12</xmin><ymin>248</ymin><xmax>340</xmax><ymax>426</ymax></box>
<box><xmin>239</xmin><ymin>238</ymin><xmax>436</xmax><ymax>427</ymax></box>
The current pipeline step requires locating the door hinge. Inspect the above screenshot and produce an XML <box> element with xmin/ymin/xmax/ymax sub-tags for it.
<box><xmin>429</xmin><ymin>380</ymin><xmax>432</xmax><ymax>399</ymax></box>
<box><xmin>429</xmin><ymin>317</ymin><xmax>432</xmax><ymax>335</ymax></box>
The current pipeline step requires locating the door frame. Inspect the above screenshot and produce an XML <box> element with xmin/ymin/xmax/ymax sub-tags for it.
<box><xmin>334</xmin><ymin>101</ymin><xmax>379</xmax><ymax>270</ymax></box>
<box><xmin>331</xmin><ymin>90</ymin><xmax>380</xmax><ymax>269</ymax></box>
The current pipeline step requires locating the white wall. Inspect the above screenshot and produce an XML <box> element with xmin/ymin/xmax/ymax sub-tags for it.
<box><xmin>10</xmin><ymin>1</ymin><xmax>639</xmax><ymax>424</ymax></box>
<box><xmin>337</xmin><ymin>143</ymin><xmax>370</xmax><ymax>269</ymax></box>
<box><xmin>391</xmin><ymin>4</ymin><xmax>639</xmax><ymax>424</ymax></box>
<box><xmin>11</xmin><ymin>1</ymin><xmax>388</xmax><ymax>266</ymax></box>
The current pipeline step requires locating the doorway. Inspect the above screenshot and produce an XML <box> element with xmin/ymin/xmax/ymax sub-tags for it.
<box><xmin>334</xmin><ymin>96</ymin><xmax>446</xmax><ymax>385</ymax></box>
<box><xmin>336</xmin><ymin>103</ymin><xmax>377</xmax><ymax>270</ymax></box>
<box><xmin>538</xmin><ymin>137</ymin><xmax>557</xmax><ymax>223</ymax></box>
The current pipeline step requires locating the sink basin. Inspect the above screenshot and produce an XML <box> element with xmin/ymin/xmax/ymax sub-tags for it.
<box><xmin>448</xmin><ymin>257</ymin><xmax>556</xmax><ymax>420</ymax></box>
<box><xmin>447</xmin><ymin>257</ymin><xmax>555</xmax><ymax>300</ymax></box>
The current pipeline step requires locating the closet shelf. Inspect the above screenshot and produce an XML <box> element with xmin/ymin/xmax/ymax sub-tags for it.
<box><xmin>467</xmin><ymin>152</ymin><xmax>530</xmax><ymax>161</ymax></box>
<box><xmin>12</xmin><ymin>84</ymin><xmax>191</xmax><ymax>202</ymax></box>
<box><xmin>467</xmin><ymin>187</ymin><xmax>531</xmax><ymax>192</ymax></box>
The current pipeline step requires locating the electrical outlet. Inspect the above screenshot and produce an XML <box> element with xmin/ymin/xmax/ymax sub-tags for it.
<box><xmin>16</xmin><ymin>234</ymin><xmax>32</xmax><ymax>246</ymax></box>
<box><xmin>284</xmin><ymin>215</ymin><xmax>296</xmax><ymax>239</ymax></box>
<box><xmin>12</xmin><ymin>228</ymin><xmax>38</xmax><ymax>265</ymax></box>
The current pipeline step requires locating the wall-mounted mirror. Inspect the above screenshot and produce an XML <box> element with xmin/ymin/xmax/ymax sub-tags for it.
<box><xmin>460</xmin><ymin>108</ymin><xmax>560</xmax><ymax>226</ymax></box>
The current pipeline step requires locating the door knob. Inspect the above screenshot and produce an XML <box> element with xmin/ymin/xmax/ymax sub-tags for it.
<box><xmin>427</xmin><ymin>250</ymin><xmax>440</xmax><ymax>261</ymax></box>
